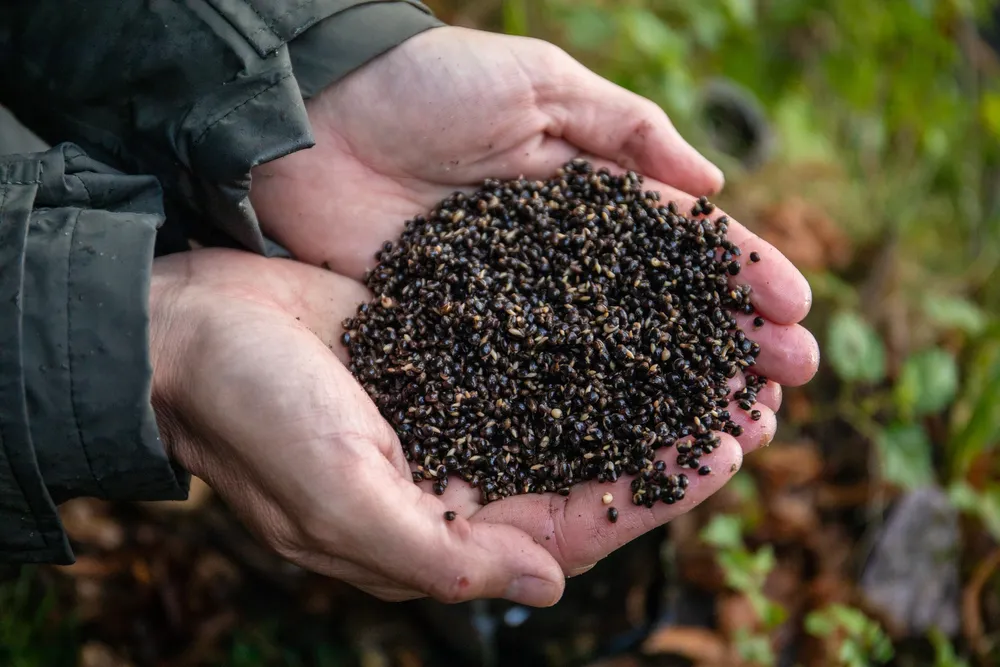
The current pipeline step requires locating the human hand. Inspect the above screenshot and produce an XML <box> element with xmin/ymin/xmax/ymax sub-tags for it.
<box><xmin>250</xmin><ymin>26</ymin><xmax>724</xmax><ymax>279</ymax></box>
<box><xmin>148</xmin><ymin>248</ymin><xmax>566</xmax><ymax>605</ymax></box>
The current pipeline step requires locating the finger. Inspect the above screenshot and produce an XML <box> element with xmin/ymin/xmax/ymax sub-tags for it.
<box><xmin>581</xmin><ymin>160</ymin><xmax>812</xmax><ymax>325</ymax></box>
<box><xmin>473</xmin><ymin>433</ymin><xmax>743</xmax><ymax>571</ymax></box>
<box><xmin>311</xmin><ymin>466</ymin><xmax>564</xmax><ymax>607</ymax></box>
<box><xmin>728</xmin><ymin>402</ymin><xmax>777</xmax><ymax>454</ymax></box>
<box><xmin>733</xmin><ymin>313</ymin><xmax>820</xmax><ymax>387</ymax></box>
<box><xmin>754</xmin><ymin>380</ymin><xmax>783</xmax><ymax>412</ymax></box>
<box><xmin>412</xmin><ymin>463</ymin><xmax>483</xmax><ymax>515</ymax></box>
<box><xmin>533</xmin><ymin>47</ymin><xmax>724</xmax><ymax>196</ymax></box>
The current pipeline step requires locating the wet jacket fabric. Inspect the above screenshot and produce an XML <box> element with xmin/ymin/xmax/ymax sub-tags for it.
<box><xmin>0</xmin><ymin>0</ymin><xmax>441</xmax><ymax>564</ymax></box>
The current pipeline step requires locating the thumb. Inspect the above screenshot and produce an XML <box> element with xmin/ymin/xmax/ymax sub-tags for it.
<box><xmin>318</xmin><ymin>469</ymin><xmax>566</xmax><ymax>607</ymax></box>
<box><xmin>531</xmin><ymin>43</ymin><xmax>724</xmax><ymax>196</ymax></box>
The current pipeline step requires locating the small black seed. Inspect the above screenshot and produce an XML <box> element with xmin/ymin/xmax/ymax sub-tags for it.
<box><xmin>751</xmin><ymin>409</ymin><xmax>762</xmax><ymax>421</ymax></box>
<box><xmin>607</xmin><ymin>507</ymin><xmax>619</xmax><ymax>523</ymax></box>
<box><xmin>749</xmin><ymin>252</ymin><xmax>761</xmax><ymax>263</ymax></box>
<box><xmin>753</xmin><ymin>316</ymin><xmax>765</xmax><ymax>329</ymax></box>
<box><xmin>698</xmin><ymin>466</ymin><xmax>712</xmax><ymax>476</ymax></box>
<box><xmin>444</xmin><ymin>511</ymin><xmax>457</xmax><ymax>521</ymax></box>
<box><xmin>342</xmin><ymin>160</ymin><xmax>764</xmax><ymax>508</ymax></box>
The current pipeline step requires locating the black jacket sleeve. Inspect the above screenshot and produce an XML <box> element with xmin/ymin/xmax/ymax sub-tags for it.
<box><xmin>0</xmin><ymin>144</ymin><xmax>186</xmax><ymax>564</ymax></box>
<box><xmin>0</xmin><ymin>0</ymin><xmax>442</xmax><ymax>255</ymax></box>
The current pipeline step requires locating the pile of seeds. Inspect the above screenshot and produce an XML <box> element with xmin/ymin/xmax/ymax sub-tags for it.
<box><xmin>342</xmin><ymin>159</ymin><xmax>763</xmax><ymax>511</ymax></box>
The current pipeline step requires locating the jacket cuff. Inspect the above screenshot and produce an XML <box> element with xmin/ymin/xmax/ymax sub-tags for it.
<box><xmin>288</xmin><ymin>1</ymin><xmax>443</xmax><ymax>99</ymax></box>
<box><xmin>0</xmin><ymin>145</ymin><xmax>188</xmax><ymax>565</ymax></box>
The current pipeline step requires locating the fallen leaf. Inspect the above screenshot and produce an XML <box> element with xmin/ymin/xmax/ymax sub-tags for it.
<box><xmin>717</xmin><ymin>593</ymin><xmax>761</xmax><ymax>637</ymax></box>
<box><xmin>752</xmin><ymin>197</ymin><xmax>852</xmax><ymax>271</ymax></box>
<box><xmin>962</xmin><ymin>547</ymin><xmax>1000</xmax><ymax>660</ymax></box>
<box><xmin>641</xmin><ymin>626</ymin><xmax>732</xmax><ymax>664</ymax></box>
<box><xmin>59</xmin><ymin>499</ymin><xmax>124</xmax><ymax>550</ymax></box>
<box><xmin>749</xmin><ymin>441</ymin><xmax>823</xmax><ymax>491</ymax></box>
<box><xmin>764</xmin><ymin>492</ymin><xmax>820</xmax><ymax>542</ymax></box>
<box><xmin>79</xmin><ymin>641</ymin><xmax>134</xmax><ymax>667</ymax></box>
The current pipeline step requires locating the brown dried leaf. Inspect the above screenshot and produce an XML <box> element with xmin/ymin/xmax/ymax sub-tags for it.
<box><xmin>764</xmin><ymin>492</ymin><xmax>820</xmax><ymax>542</ymax></box>
<box><xmin>59</xmin><ymin>554</ymin><xmax>122</xmax><ymax>578</ymax></box>
<box><xmin>641</xmin><ymin>626</ymin><xmax>732</xmax><ymax>664</ymax></box>
<box><xmin>79</xmin><ymin>641</ymin><xmax>134</xmax><ymax>667</ymax></box>
<box><xmin>677</xmin><ymin>544</ymin><xmax>725</xmax><ymax>592</ymax></box>
<box><xmin>752</xmin><ymin>197</ymin><xmax>852</xmax><ymax>271</ymax></box>
<box><xmin>749</xmin><ymin>441</ymin><xmax>823</xmax><ymax>491</ymax></box>
<box><xmin>963</xmin><ymin>548</ymin><xmax>1000</xmax><ymax>660</ymax></box>
<box><xmin>717</xmin><ymin>593</ymin><xmax>761</xmax><ymax>637</ymax></box>
<box><xmin>59</xmin><ymin>499</ymin><xmax>124</xmax><ymax>550</ymax></box>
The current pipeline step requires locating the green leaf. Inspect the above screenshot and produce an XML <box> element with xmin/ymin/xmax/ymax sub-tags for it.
<box><xmin>981</xmin><ymin>92</ymin><xmax>1000</xmax><ymax>141</ymax></box>
<box><xmin>700</xmin><ymin>514</ymin><xmax>744</xmax><ymax>550</ymax></box>
<box><xmin>948</xmin><ymin>481</ymin><xmax>1000</xmax><ymax>540</ymax></box>
<box><xmin>922</xmin><ymin>293</ymin><xmax>989</xmax><ymax>335</ymax></box>
<box><xmin>876</xmin><ymin>424</ymin><xmax>935</xmax><ymax>489</ymax></box>
<box><xmin>827</xmin><ymin>311</ymin><xmax>887</xmax><ymax>383</ymax></box>
<box><xmin>563</xmin><ymin>6</ymin><xmax>614</xmax><ymax>50</ymax></box>
<box><xmin>930</xmin><ymin>628</ymin><xmax>971</xmax><ymax>667</ymax></box>
<box><xmin>760</xmin><ymin>599</ymin><xmax>788</xmax><ymax>629</ymax></box>
<box><xmin>733</xmin><ymin>628</ymin><xmax>776</xmax><ymax>666</ymax></box>
<box><xmin>804</xmin><ymin>609</ymin><xmax>836</xmax><ymax>637</ymax></box>
<box><xmin>501</xmin><ymin>0</ymin><xmax>529</xmax><ymax>37</ymax></box>
<box><xmin>723</xmin><ymin>0</ymin><xmax>757</xmax><ymax>27</ymax></box>
<box><xmin>622</xmin><ymin>9</ymin><xmax>677</xmax><ymax>59</ymax></box>
<box><xmin>895</xmin><ymin>348</ymin><xmax>960</xmax><ymax>417</ymax></box>
<box><xmin>950</xmin><ymin>337</ymin><xmax>1000</xmax><ymax>474</ymax></box>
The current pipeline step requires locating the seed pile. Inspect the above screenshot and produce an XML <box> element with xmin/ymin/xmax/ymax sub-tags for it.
<box><xmin>342</xmin><ymin>160</ymin><xmax>763</xmax><ymax>510</ymax></box>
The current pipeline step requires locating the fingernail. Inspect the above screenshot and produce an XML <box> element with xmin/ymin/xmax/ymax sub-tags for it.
<box><xmin>567</xmin><ymin>563</ymin><xmax>596</xmax><ymax>577</ymax></box>
<box><xmin>505</xmin><ymin>576</ymin><xmax>561</xmax><ymax>607</ymax></box>
<box><xmin>710</xmin><ymin>164</ymin><xmax>726</xmax><ymax>192</ymax></box>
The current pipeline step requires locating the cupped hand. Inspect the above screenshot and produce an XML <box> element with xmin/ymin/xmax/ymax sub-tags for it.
<box><xmin>250</xmin><ymin>26</ymin><xmax>723</xmax><ymax>279</ymax></box>
<box><xmin>149</xmin><ymin>248</ymin><xmax>565</xmax><ymax>605</ymax></box>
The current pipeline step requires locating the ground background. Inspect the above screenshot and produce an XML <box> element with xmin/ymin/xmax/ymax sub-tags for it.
<box><xmin>4</xmin><ymin>1</ymin><xmax>1000</xmax><ymax>666</ymax></box>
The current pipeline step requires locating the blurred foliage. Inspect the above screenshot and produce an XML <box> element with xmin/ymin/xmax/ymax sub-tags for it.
<box><xmin>0</xmin><ymin>567</ymin><xmax>77</xmax><ymax>667</ymax></box>
<box><xmin>804</xmin><ymin>605</ymin><xmax>894</xmax><ymax>666</ymax></box>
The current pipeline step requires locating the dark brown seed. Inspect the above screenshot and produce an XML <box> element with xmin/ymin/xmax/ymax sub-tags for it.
<box><xmin>753</xmin><ymin>316</ymin><xmax>765</xmax><ymax>329</ymax></box>
<box><xmin>342</xmin><ymin>160</ymin><xmax>762</xmax><ymax>508</ymax></box>
<box><xmin>749</xmin><ymin>252</ymin><xmax>761</xmax><ymax>263</ymax></box>
<box><xmin>444</xmin><ymin>511</ymin><xmax>457</xmax><ymax>521</ymax></box>
<box><xmin>607</xmin><ymin>507</ymin><xmax>619</xmax><ymax>523</ymax></box>
<box><xmin>698</xmin><ymin>466</ymin><xmax>711</xmax><ymax>476</ymax></box>
<box><xmin>751</xmin><ymin>409</ymin><xmax>762</xmax><ymax>421</ymax></box>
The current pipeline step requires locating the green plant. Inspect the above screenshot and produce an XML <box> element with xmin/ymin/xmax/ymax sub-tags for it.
<box><xmin>805</xmin><ymin>604</ymin><xmax>894</xmax><ymax>667</ymax></box>
<box><xmin>930</xmin><ymin>628</ymin><xmax>972</xmax><ymax>667</ymax></box>
<box><xmin>701</xmin><ymin>514</ymin><xmax>785</xmax><ymax>666</ymax></box>
<box><xmin>0</xmin><ymin>567</ymin><xmax>77</xmax><ymax>667</ymax></box>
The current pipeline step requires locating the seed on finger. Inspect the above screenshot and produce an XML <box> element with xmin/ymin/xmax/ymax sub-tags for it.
<box><xmin>444</xmin><ymin>511</ymin><xmax>456</xmax><ymax>521</ymax></box>
<box><xmin>607</xmin><ymin>507</ymin><xmax>619</xmax><ymax>523</ymax></box>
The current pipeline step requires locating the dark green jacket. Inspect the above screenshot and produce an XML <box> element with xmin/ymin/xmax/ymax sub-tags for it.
<box><xmin>0</xmin><ymin>0</ymin><xmax>441</xmax><ymax>565</ymax></box>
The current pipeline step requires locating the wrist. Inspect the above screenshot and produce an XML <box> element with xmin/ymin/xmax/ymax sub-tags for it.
<box><xmin>148</xmin><ymin>259</ymin><xmax>195</xmax><ymax>461</ymax></box>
